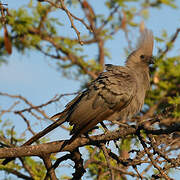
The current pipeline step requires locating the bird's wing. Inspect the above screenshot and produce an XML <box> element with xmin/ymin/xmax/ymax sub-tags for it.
<box><xmin>66</xmin><ymin>66</ymin><xmax>136</xmax><ymax>137</ymax></box>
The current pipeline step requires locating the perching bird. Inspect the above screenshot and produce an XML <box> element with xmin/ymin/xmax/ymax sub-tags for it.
<box><xmin>3</xmin><ymin>28</ymin><xmax>154</xmax><ymax>165</ymax></box>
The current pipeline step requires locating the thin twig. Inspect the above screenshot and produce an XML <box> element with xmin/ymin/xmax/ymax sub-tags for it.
<box><xmin>101</xmin><ymin>144</ymin><xmax>115</xmax><ymax>180</ymax></box>
<box><xmin>137</xmin><ymin>129</ymin><xmax>171</xmax><ymax>180</ymax></box>
<box><xmin>159</xmin><ymin>28</ymin><xmax>180</xmax><ymax>59</ymax></box>
<box><xmin>42</xmin><ymin>153</ymin><xmax>58</xmax><ymax>180</ymax></box>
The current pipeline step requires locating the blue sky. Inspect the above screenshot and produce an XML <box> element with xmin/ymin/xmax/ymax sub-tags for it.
<box><xmin>0</xmin><ymin>0</ymin><xmax>180</xmax><ymax>179</ymax></box>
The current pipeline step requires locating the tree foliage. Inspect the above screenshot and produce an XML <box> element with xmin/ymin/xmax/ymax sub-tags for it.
<box><xmin>0</xmin><ymin>0</ymin><xmax>179</xmax><ymax>179</ymax></box>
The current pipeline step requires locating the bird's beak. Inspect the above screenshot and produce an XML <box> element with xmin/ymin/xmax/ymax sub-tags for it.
<box><xmin>149</xmin><ymin>56</ymin><xmax>155</xmax><ymax>64</ymax></box>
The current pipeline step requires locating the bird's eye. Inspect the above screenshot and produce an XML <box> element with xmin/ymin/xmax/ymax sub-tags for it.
<box><xmin>140</xmin><ymin>55</ymin><xmax>145</xmax><ymax>59</ymax></box>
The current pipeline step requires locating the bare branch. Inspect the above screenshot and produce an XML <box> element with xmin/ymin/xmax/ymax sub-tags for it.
<box><xmin>0</xmin><ymin>122</ymin><xmax>180</xmax><ymax>159</ymax></box>
<box><xmin>101</xmin><ymin>144</ymin><xmax>115</xmax><ymax>180</ymax></box>
<box><xmin>42</xmin><ymin>153</ymin><xmax>58</xmax><ymax>180</ymax></box>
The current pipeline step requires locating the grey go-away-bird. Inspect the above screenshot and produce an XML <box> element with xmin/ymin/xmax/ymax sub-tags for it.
<box><xmin>3</xmin><ymin>28</ymin><xmax>154</xmax><ymax>165</ymax></box>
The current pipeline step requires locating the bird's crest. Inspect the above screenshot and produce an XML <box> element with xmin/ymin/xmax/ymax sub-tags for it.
<box><xmin>125</xmin><ymin>28</ymin><xmax>154</xmax><ymax>66</ymax></box>
<box><xmin>136</xmin><ymin>28</ymin><xmax>154</xmax><ymax>56</ymax></box>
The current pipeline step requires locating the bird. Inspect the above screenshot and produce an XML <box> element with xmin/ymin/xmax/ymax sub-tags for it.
<box><xmin>3</xmin><ymin>28</ymin><xmax>154</xmax><ymax>165</ymax></box>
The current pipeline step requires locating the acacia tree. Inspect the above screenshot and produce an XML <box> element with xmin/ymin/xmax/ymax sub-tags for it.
<box><xmin>0</xmin><ymin>0</ymin><xmax>180</xmax><ymax>179</ymax></box>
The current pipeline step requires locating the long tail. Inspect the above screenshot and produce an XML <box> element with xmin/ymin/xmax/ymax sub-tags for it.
<box><xmin>23</xmin><ymin>112</ymin><xmax>66</xmax><ymax>146</ymax></box>
<box><xmin>2</xmin><ymin>112</ymin><xmax>66</xmax><ymax>165</ymax></box>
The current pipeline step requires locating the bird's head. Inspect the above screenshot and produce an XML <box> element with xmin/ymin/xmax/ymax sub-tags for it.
<box><xmin>126</xmin><ymin>29</ymin><xmax>154</xmax><ymax>68</ymax></box>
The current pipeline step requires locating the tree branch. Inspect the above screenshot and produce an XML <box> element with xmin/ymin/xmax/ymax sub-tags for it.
<box><xmin>0</xmin><ymin>123</ymin><xmax>180</xmax><ymax>159</ymax></box>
